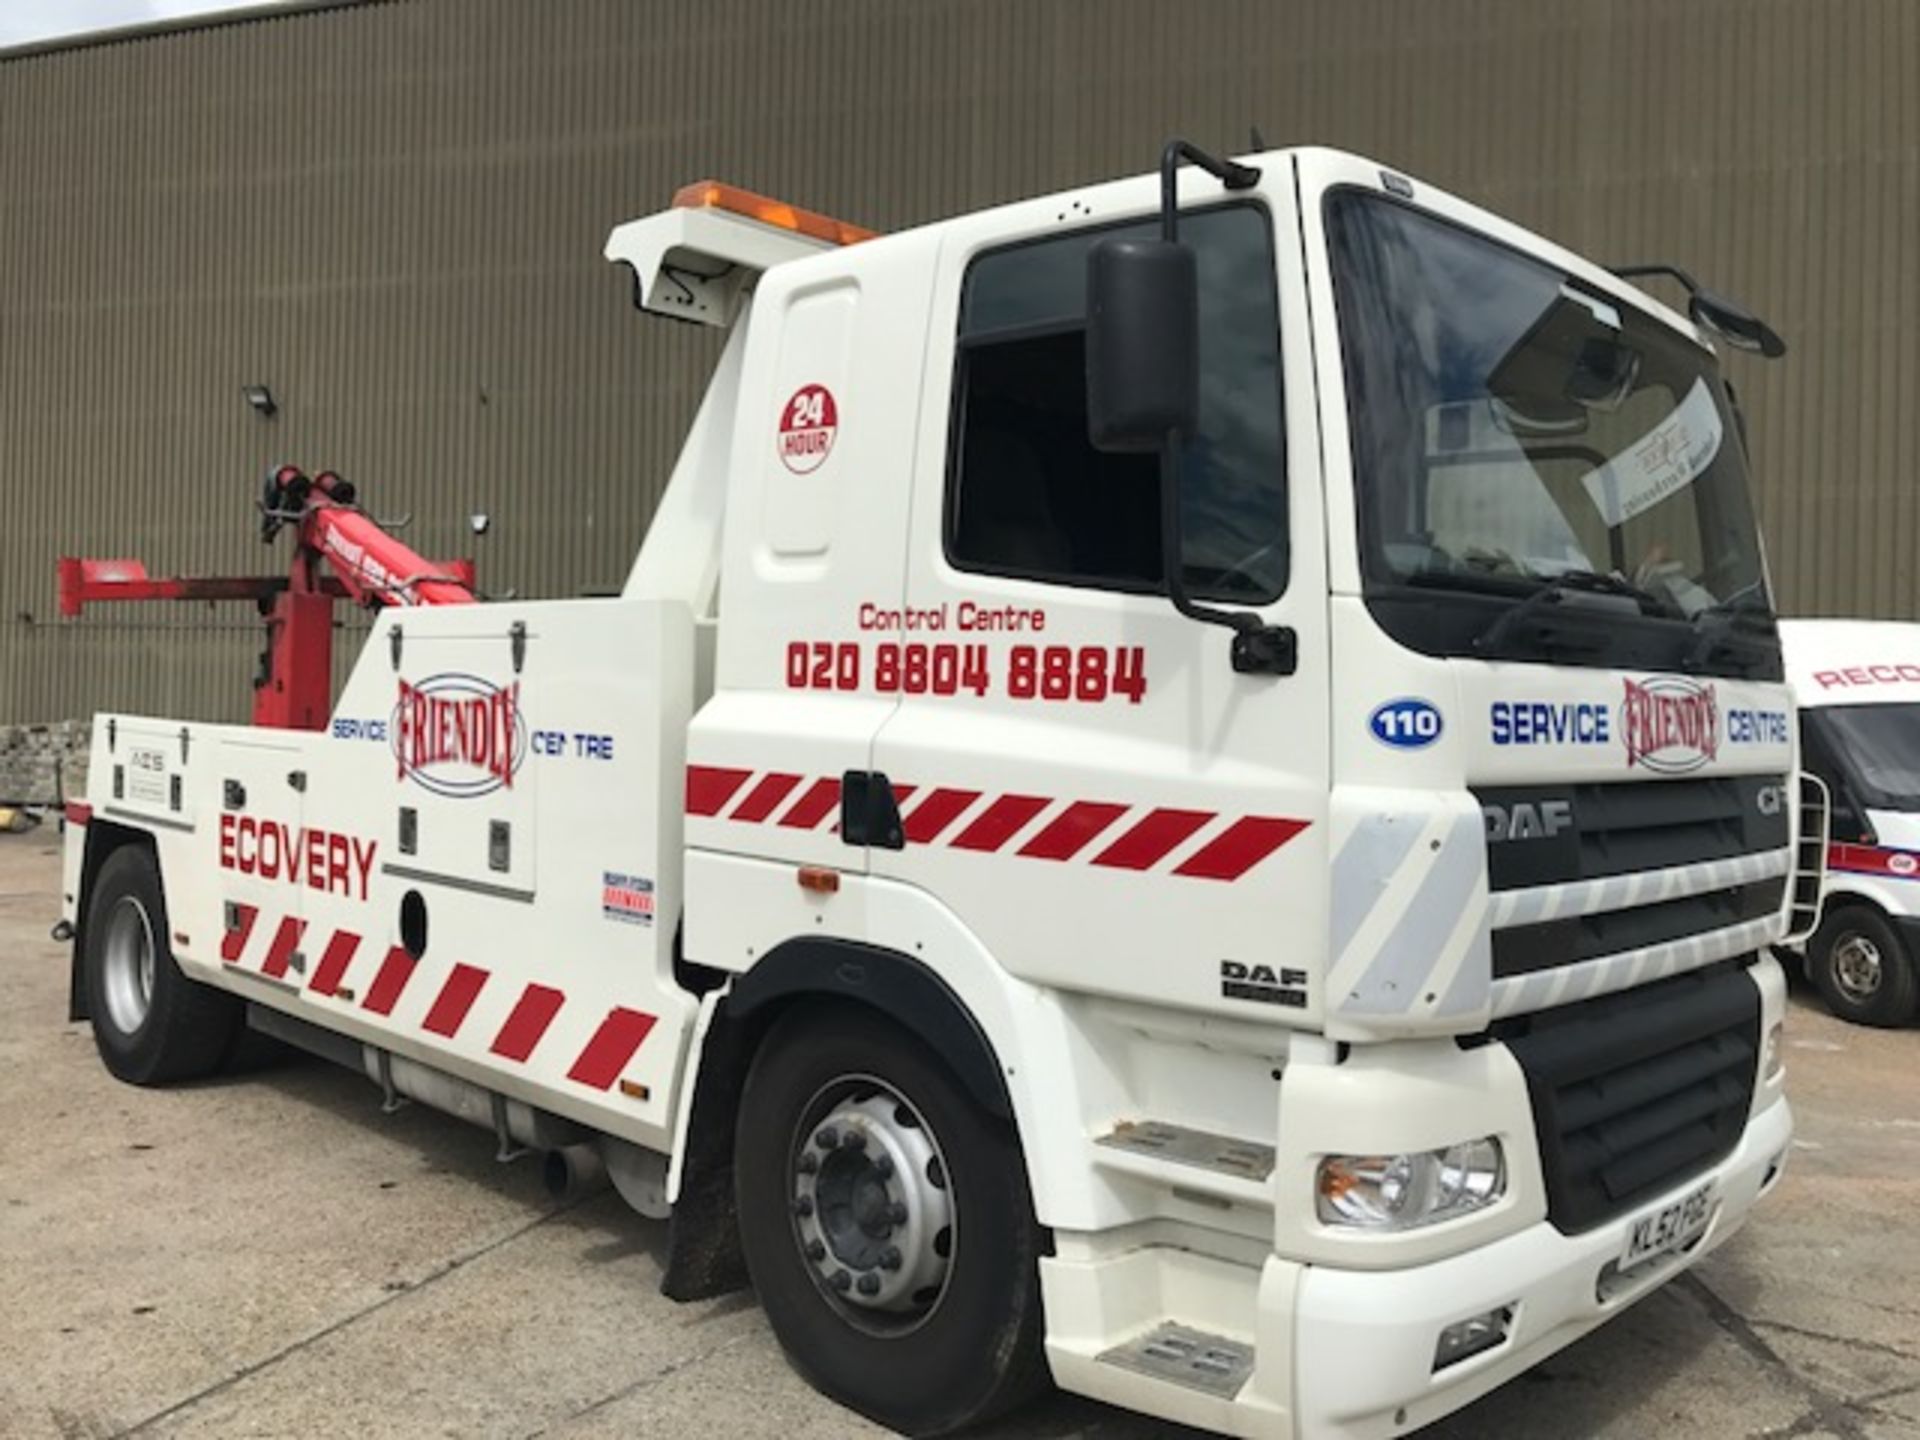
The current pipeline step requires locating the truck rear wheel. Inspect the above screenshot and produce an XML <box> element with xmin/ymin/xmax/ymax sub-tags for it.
<box><xmin>84</xmin><ymin>845</ymin><xmax>242</xmax><ymax>1084</ymax></box>
<box><xmin>734</xmin><ymin>1004</ymin><xmax>1048</xmax><ymax>1435</ymax></box>
<box><xmin>1809</xmin><ymin>903</ymin><xmax>1920</xmax><ymax>1027</ymax></box>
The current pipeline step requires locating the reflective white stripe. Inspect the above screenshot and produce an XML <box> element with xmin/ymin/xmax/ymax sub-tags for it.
<box><xmin>1488</xmin><ymin>847</ymin><xmax>1792</xmax><ymax>931</ymax></box>
<box><xmin>1489</xmin><ymin>915</ymin><xmax>1776</xmax><ymax>1019</ymax></box>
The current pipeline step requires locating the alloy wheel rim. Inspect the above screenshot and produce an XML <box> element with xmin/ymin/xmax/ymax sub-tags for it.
<box><xmin>1831</xmin><ymin>931</ymin><xmax>1884</xmax><ymax>1002</ymax></box>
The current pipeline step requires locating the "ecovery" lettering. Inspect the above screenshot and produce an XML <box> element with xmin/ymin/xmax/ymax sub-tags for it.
<box><xmin>217</xmin><ymin>813</ymin><xmax>377</xmax><ymax>901</ymax></box>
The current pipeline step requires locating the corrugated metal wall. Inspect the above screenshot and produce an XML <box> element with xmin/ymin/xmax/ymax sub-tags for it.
<box><xmin>2</xmin><ymin>0</ymin><xmax>1915</xmax><ymax>724</ymax></box>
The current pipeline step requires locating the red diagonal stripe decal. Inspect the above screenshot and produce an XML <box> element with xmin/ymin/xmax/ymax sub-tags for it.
<box><xmin>730</xmin><ymin>772</ymin><xmax>802</xmax><ymax>823</ymax></box>
<box><xmin>1174</xmin><ymin>816</ymin><xmax>1311</xmax><ymax>880</ymax></box>
<box><xmin>778</xmin><ymin>776</ymin><xmax>841</xmax><ymax>829</ymax></box>
<box><xmin>491</xmin><ymin>983</ymin><xmax>565</xmax><ymax>1061</ymax></box>
<box><xmin>686</xmin><ymin>765</ymin><xmax>753</xmax><ymax>817</ymax></box>
<box><xmin>260</xmin><ymin>915</ymin><xmax>307</xmax><ymax>979</ymax></box>
<box><xmin>903</xmin><ymin>788</ymin><xmax>982</xmax><ymax>844</ymax></box>
<box><xmin>422</xmin><ymin>963</ymin><xmax>490</xmax><ymax>1037</ymax></box>
<box><xmin>362</xmin><ymin>946</ymin><xmax>420</xmax><ymax>1016</ymax></box>
<box><xmin>308</xmin><ymin>929</ymin><xmax>362</xmax><ymax>997</ymax></box>
<box><xmin>567</xmin><ymin>1007</ymin><xmax>658</xmax><ymax>1090</ymax></box>
<box><xmin>220</xmin><ymin>902</ymin><xmax>258</xmax><ymax>963</ymax></box>
<box><xmin>1092</xmin><ymin>808</ymin><xmax>1215</xmax><ymax>871</ymax></box>
<box><xmin>951</xmin><ymin>793</ymin><xmax>1051</xmax><ymax>852</ymax></box>
<box><xmin>1019</xmin><ymin>801</ymin><xmax>1128</xmax><ymax>860</ymax></box>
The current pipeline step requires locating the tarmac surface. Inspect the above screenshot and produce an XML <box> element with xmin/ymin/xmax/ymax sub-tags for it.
<box><xmin>2</xmin><ymin>827</ymin><xmax>1917</xmax><ymax>1439</ymax></box>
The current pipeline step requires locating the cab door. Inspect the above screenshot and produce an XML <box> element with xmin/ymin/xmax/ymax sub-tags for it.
<box><xmin>870</xmin><ymin>177</ymin><xmax>1332</xmax><ymax>1023</ymax></box>
<box><xmin>682</xmin><ymin>232</ymin><xmax>941</xmax><ymax>966</ymax></box>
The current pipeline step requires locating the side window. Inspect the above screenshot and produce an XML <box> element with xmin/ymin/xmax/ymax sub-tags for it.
<box><xmin>946</xmin><ymin>204</ymin><xmax>1288</xmax><ymax>602</ymax></box>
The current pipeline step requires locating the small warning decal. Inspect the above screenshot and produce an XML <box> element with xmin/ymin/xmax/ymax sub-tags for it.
<box><xmin>602</xmin><ymin>872</ymin><xmax>656</xmax><ymax>926</ymax></box>
<box><xmin>778</xmin><ymin>384</ymin><xmax>838</xmax><ymax>474</ymax></box>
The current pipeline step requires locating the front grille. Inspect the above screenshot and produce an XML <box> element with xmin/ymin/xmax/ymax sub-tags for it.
<box><xmin>1492</xmin><ymin>878</ymin><xmax>1784</xmax><ymax>978</ymax></box>
<box><xmin>1475</xmin><ymin>774</ymin><xmax>1789</xmax><ymax>892</ymax></box>
<box><xmin>1495</xmin><ymin>962</ymin><xmax>1759</xmax><ymax>1233</ymax></box>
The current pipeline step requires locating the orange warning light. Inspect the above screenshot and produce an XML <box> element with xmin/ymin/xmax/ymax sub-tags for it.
<box><xmin>671</xmin><ymin>180</ymin><xmax>878</xmax><ymax>247</ymax></box>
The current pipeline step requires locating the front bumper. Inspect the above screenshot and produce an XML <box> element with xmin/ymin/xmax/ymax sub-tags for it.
<box><xmin>1289</xmin><ymin>1091</ymin><xmax>1792</xmax><ymax>1438</ymax></box>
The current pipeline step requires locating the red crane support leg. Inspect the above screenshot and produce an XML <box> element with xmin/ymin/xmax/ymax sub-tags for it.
<box><xmin>253</xmin><ymin>590</ymin><xmax>334</xmax><ymax>731</ymax></box>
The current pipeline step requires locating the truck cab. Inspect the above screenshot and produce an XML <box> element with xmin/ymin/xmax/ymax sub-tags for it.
<box><xmin>1779</xmin><ymin>618</ymin><xmax>1920</xmax><ymax>1025</ymax></box>
<box><xmin>62</xmin><ymin>146</ymin><xmax>1811</xmax><ymax>1438</ymax></box>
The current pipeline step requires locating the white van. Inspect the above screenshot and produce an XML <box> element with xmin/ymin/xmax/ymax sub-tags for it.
<box><xmin>1780</xmin><ymin>619</ymin><xmax>1920</xmax><ymax>1025</ymax></box>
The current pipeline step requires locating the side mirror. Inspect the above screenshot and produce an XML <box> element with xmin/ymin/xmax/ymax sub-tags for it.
<box><xmin>1086</xmin><ymin>238</ymin><xmax>1199</xmax><ymax>453</ymax></box>
<box><xmin>1688</xmin><ymin>288</ymin><xmax>1787</xmax><ymax>359</ymax></box>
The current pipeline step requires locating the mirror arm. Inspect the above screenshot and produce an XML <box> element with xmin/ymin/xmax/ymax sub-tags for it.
<box><xmin>1157</xmin><ymin>437</ymin><xmax>1296</xmax><ymax>675</ymax></box>
<box><xmin>1608</xmin><ymin>261</ymin><xmax>1703</xmax><ymax>293</ymax></box>
<box><xmin>1152</xmin><ymin>138</ymin><xmax>1292</xmax><ymax>676</ymax></box>
<box><xmin>1159</xmin><ymin>140</ymin><xmax>1261</xmax><ymax>244</ymax></box>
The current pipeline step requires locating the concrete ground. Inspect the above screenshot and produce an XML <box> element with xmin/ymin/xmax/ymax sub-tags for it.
<box><xmin>2</xmin><ymin>829</ymin><xmax>1916</xmax><ymax>1440</ymax></box>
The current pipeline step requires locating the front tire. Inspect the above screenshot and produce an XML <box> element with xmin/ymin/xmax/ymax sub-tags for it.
<box><xmin>735</xmin><ymin>1004</ymin><xmax>1048</xmax><ymax>1435</ymax></box>
<box><xmin>1809</xmin><ymin>903</ymin><xmax>1920</xmax><ymax>1027</ymax></box>
<box><xmin>84</xmin><ymin>845</ymin><xmax>242</xmax><ymax>1084</ymax></box>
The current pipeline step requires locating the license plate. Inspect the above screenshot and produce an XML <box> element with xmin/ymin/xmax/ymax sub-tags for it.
<box><xmin>1622</xmin><ymin>1180</ymin><xmax>1715</xmax><ymax>1267</ymax></box>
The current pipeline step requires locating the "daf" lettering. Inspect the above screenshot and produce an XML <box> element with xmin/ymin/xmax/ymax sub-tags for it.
<box><xmin>1483</xmin><ymin>799</ymin><xmax>1574</xmax><ymax>842</ymax></box>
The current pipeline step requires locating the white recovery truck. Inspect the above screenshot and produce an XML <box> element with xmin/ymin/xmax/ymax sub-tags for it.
<box><xmin>56</xmin><ymin>144</ymin><xmax>1822</xmax><ymax>1437</ymax></box>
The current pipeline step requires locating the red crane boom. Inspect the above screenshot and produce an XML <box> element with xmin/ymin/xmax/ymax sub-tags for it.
<box><xmin>58</xmin><ymin>466</ymin><xmax>476</xmax><ymax>731</ymax></box>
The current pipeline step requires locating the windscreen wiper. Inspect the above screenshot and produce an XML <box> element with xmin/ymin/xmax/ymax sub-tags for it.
<box><xmin>1473</xmin><ymin>568</ymin><xmax>1678</xmax><ymax>657</ymax></box>
<box><xmin>1684</xmin><ymin>594</ymin><xmax>1777</xmax><ymax>671</ymax></box>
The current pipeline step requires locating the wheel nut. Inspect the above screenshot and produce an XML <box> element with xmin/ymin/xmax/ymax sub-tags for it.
<box><xmin>872</xmin><ymin>1155</ymin><xmax>894</xmax><ymax>1179</ymax></box>
<box><xmin>880</xmin><ymin>1246</ymin><xmax>902</xmax><ymax>1271</ymax></box>
<box><xmin>805</xmin><ymin>1240</ymin><xmax>826</xmax><ymax>1261</ymax></box>
<box><xmin>888</xmin><ymin>1201</ymin><xmax>908</xmax><ymax>1226</ymax></box>
<box><xmin>797</xmin><ymin>1152</ymin><xmax>819</xmax><ymax>1175</ymax></box>
<box><xmin>830</xmin><ymin>1269</ymin><xmax>852</xmax><ymax>1292</ymax></box>
<box><xmin>856</xmin><ymin>1273</ymin><xmax>881</xmax><ymax>1296</ymax></box>
<box><xmin>814</xmin><ymin>1127</ymin><xmax>838</xmax><ymax>1150</ymax></box>
<box><xmin>793</xmin><ymin>1196</ymin><xmax>814</xmax><ymax>1218</ymax></box>
<box><xmin>843</xmin><ymin>1130</ymin><xmax>867</xmax><ymax>1151</ymax></box>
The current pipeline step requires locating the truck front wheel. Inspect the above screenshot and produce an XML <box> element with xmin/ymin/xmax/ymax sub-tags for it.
<box><xmin>84</xmin><ymin>845</ymin><xmax>242</xmax><ymax>1084</ymax></box>
<box><xmin>734</xmin><ymin>1003</ymin><xmax>1048</xmax><ymax>1435</ymax></box>
<box><xmin>1809</xmin><ymin>903</ymin><xmax>1920</xmax><ymax>1027</ymax></box>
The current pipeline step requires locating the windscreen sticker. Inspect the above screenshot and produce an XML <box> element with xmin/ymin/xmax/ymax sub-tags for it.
<box><xmin>1580</xmin><ymin>377</ymin><xmax>1724</xmax><ymax>528</ymax></box>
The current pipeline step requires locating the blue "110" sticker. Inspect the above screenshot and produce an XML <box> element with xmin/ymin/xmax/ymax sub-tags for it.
<box><xmin>1369</xmin><ymin>697</ymin><xmax>1443</xmax><ymax>749</ymax></box>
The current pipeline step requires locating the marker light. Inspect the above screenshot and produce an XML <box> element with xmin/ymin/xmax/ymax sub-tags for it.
<box><xmin>671</xmin><ymin>180</ymin><xmax>878</xmax><ymax>247</ymax></box>
<box><xmin>1317</xmin><ymin>1138</ymin><xmax>1505</xmax><ymax>1231</ymax></box>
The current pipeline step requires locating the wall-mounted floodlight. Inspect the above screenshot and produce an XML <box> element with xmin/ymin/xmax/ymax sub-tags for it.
<box><xmin>242</xmin><ymin>384</ymin><xmax>278</xmax><ymax>418</ymax></box>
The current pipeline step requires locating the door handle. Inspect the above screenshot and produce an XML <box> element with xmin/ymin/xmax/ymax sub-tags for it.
<box><xmin>840</xmin><ymin>771</ymin><xmax>904</xmax><ymax>850</ymax></box>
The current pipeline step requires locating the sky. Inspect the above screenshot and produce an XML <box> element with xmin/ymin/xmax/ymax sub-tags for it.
<box><xmin>0</xmin><ymin>1</ymin><xmax>289</xmax><ymax>49</ymax></box>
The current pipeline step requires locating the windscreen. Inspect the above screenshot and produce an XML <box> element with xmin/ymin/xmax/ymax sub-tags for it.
<box><xmin>1327</xmin><ymin>189</ymin><xmax>1773</xmax><ymax>667</ymax></box>
<box><xmin>1809</xmin><ymin>704</ymin><xmax>1920</xmax><ymax>812</ymax></box>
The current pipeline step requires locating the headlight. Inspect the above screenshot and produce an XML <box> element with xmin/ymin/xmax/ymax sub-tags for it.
<box><xmin>1763</xmin><ymin>1020</ymin><xmax>1785</xmax><ymax>1082</ymax></box>
<box><xmin>1316</xmin><ymin>1138</ymin><xmax>1506</xmax><ymax>1231</ymax></box>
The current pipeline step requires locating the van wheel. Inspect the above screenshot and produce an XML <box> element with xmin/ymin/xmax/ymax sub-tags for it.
<box><xmin>735</xmin><ymin>1004</ymin><xmax>1049</xmax><ymax>1436</ymax></box>
<box><xmin>84</xmin><ymin>845</ymin><xmax>242</xmax><ymax>1084</ymax></box>
<box><xmin>1809</xmin><ymin>904</ymin><xmax>1920</xmax><ymax>1027</ymax></box>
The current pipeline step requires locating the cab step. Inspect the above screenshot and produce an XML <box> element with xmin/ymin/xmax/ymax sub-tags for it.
<box><xmin>1093</xmin><ymin>1120</ymin><xmax>1275</xmax><ymax>1208</ymax></box>
<box><xmin>1097</xmin><ymin>1321</ymin><xmax>1255</xmax><ymax>1399</ymax></box>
